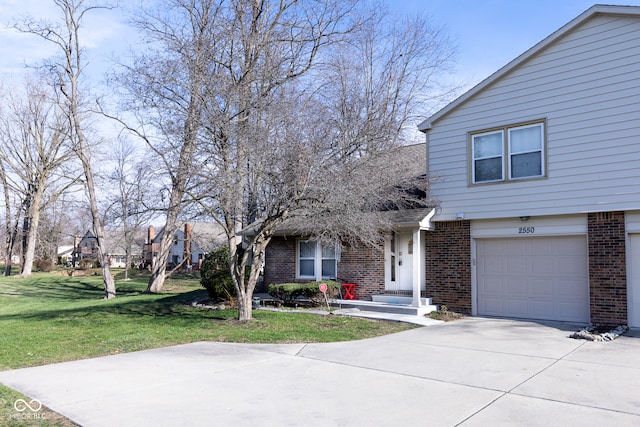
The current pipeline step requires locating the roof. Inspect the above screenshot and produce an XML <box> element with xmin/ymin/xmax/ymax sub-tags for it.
<box><xmin>240</xmin><ymin>143</ymin><xmax>430</xmax><ymax>237</ymax></box>
<box><xmin>418</xmin><ymin>4</ymin><xmax>640</xmax><ymax>132</ymax></box>
<box><xmin>255</xmin><ymin>207</ymin><xmax>436</xmax><ymax>237</ymax></box>
<box><xmin>152</xmin><ymin>222</ymin><xmax>226</xmax><ymax>251</ymax></box>
<box><xmin>380</xmin><ymin>208</ymin><xmax>435</xmax><ymax>230</ymax></box>
<box><xmin>57</xmin><ymin>245</ymin><xmax>74</xmax><ymax>256</ymax></box>
<box><xmin>105</xmin><ymin>228</ymin><xmax>145</xmax><ymax>256</ymax></box>
<box><xmin>190</xmin><ymin>222</ymin><xmax>227</xmax><ymax>251</ymax></box>
<box><xmin>79</xmin><ymin>228</ymin><xmax>145</xmax><ymax>256</ymax></box>
<box><xmin>80</xmin><ymin>230</ymin><xmax>96</xmax><ymax>240</ymax></box>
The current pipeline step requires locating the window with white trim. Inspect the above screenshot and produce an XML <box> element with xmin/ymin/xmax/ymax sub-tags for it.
<box><xmin>471</xmin><ymin>121</ymin><xmax>545</xmax><ymax>184</ymax></box>
<box><xmin>297</xmin><ymin>240</ymin><xmax>337</xmax><ymax>280</ymax></box>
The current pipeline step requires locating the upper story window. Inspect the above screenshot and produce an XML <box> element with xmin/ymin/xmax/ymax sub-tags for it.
<box><xmin>471</xmin><ymin>121</ymin><xmax>545</xmax><ymax>184</ymax></box>
<box><xmin>298</xmin><ymin>240</ymin><xmax>337</xmax><ymax>280</ymax></box>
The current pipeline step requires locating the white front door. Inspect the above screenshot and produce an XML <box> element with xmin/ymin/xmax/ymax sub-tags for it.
<box><xmin>397</xmin><ymin>232</ymin><xmax>414</xmax><ymax>291</ymax></box>
<box><xmin>385</xmin><ymin>232</ymin><xmax>415</xmax><ymax>292</ymax></box>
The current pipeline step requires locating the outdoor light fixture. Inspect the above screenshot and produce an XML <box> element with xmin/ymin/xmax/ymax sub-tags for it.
<box><xmin>456</xmin><ymin>212</ymin><xmax>465</xmax><ymax>220</ymax></box>
<box><xmin>520</xmin><ymin>216</ymin><xmax>530</xmax><ymax>221</ymax></box>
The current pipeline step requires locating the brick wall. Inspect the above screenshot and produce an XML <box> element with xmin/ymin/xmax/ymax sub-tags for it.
<box><xmin>588</xmin><ymin>211</ymin><xmax>627</xmax><ymax>325</ymax></box>
<box><xmin>425</xmin><ymin>220</ymin><xmax>472</xmax><ymax>314</ymax></box>
<box><xmin>264</xmin><ymin>237</ymin><xmax>384</xmax><ymax>300</ymax></box>
<box><xmin>337</xmin><ymin>245</ymin><xmax>385</xmax><ymax>300</ymax></box>
<box><xmin>264</xmin><ymin>237</ymin><xmax>296</xmax><ymax>287</ymax></box>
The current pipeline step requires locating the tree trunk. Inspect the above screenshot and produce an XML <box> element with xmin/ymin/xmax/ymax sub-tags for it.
<box><xmin>74</xmin><ymin>127</ymin><xmax>116</xmax><ymax>298</ymax></box>
<box><xmin>20</xmin><ymin>190</ymin><xmax>43</xmax><ymax>277</ymax></box>
<box><xmin>20</xmin><ymin>193</ymin><xmax>32</xmax><ymax>267</ymax></box>
<box><xmin>147</xmin><ymin>259</ymin><xmax>167</xmax><ymax>293</ymax></box>
<box><xmin>145</xmin><ymin>209</ymin><xmax>178</xmax><ymax>293</ymax></box>
<box><xmin>145</xmin><ymin>80</ymin><xmax>201</xmax><ymax>293</ymax></box>
<box><xmin>237</xmin><ymin>292</ymin><xmax>253</xmax><ymax>321</ymax></box>
<box><xmin>233</xmin><ymin>230</ymin><xmax>270</xmax><ymax>321</ymax></box>
<box><xmin>124</xmin><ymin>251</ymin><xmax>130</xmax><ymax>281</ymax></box>
<box><xmin>1</xmin><ymin>163</ymin><xmax>16</xmax><ymax>276</ymax></box>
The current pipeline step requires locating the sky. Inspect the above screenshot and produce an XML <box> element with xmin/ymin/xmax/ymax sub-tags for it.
<box><xmin>2</xmin><ymin>1</ymin><xmax>640</xmax><ymax>107</ymax></box>
<box><xmin>388</xmin><ymin>0</ymin><xmax>640</xmax><ymax>89</ymax></box>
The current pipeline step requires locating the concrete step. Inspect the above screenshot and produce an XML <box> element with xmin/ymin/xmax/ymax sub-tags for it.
<box><xmin>371</xmin><ymin>295</ymin><xmax>433</xmax><ymax>305</ymax></box>
<box><xmin>330</xmin><ymin>299</ymin><xmax>438</xmax><ymax>316</ymax></box>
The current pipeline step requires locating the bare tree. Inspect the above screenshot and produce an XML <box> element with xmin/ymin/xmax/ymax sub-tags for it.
<box><xmin>113</xmin><ymin>0</ymin><xmax>363</xmax><ymax>309</ymax></box>
<box><xmin>117</xmin><ymin>0</ymin><xmax>455</xmax><ymax>320</ymax></box>
<box><xmin>0</xmin><ymin>79</ymin><xmax>77</xmax><ymax>276</ymax></box>
<box><xmin>104</xmin><ymin>138</ymin><xmax>156</xmax><ymax>280</ymax></box>
<box><xmin>0</xmin><ymin>160</ymin><xmax>24</xmax><ymax>276</ymax></box>
<box><xmin>109</xmin><ymin>0</ymin><xmax>232</xmax><ymax>293</ymax></box>
<box><xmin>38</xmin><ymin>191</ymin><xmax>75</xmax><ymax>263</ymax></box>
<box><xmin>14</xmin><ymin>0</ymin><xmax>117</xmax><ymax>296</ymax></box>
<box><xmin>192</xmin><ymin>2</ymin><xmax>453</xmax><ymax>321</ymax></box>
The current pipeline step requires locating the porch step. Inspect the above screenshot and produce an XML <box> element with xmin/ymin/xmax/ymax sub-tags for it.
<box><xmin>371</xmin><ymin>295</ymin><xmax>432</xmax><ymax>305</ymax></box>
<box><xmin>331</xmin><ymin>299</ymin><xmax>438</xmax><ymax>316</ymax></box>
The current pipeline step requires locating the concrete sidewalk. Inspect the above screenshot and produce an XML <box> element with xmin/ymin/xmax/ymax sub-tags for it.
<box><xmin>1</xmin><ymin>317</ymin><xmax>639</xmax><ymax>426</ymax></box>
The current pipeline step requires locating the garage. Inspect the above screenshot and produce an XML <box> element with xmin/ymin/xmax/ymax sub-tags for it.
<box><xmin>476</xmin><ymin>236</ymin><xmax>589</xmax><ymax>322</ymax></box>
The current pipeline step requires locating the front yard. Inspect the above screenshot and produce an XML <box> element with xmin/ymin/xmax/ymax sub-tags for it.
<box><xmin>0</xmin><ymin>269</ymin><xmax>413</xmax><ymax>426</ymax></box>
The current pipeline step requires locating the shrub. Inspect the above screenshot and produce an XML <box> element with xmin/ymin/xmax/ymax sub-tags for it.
<box><xmin>268</xmin><ymin>280</ymin><xmax>341</xmax><ymax>305</ymax></box>
<box><xmin>78</xmin><ymin>258</ymin><xmax>95</xmax><ymax>270</ymax></box>
<box><xmin>200</xmin><ymin>246</ymin><xmax>235</xmax><ymax>301</ymax></box>
<box><xmin>34</xmin><ymin>259</ymin><xmax>53</xmax><ymax>272</ymax></box>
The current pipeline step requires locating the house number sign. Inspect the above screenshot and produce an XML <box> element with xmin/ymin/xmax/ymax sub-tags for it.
<box><xmin>518</xmin><ymin>226</ymin><xmax>535</xmax><ymax>234</ymax></box>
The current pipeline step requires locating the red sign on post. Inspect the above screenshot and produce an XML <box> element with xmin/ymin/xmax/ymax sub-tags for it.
<box><xmin>319</xmin><ymin>283</ymin><xmax>330</xmax><ymax>310</ymax></box>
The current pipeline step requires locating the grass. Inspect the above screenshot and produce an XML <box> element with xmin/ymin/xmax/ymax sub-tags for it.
<box><xmin>0</xmin><ymin>269</ymin><xmax>413</xmax><ymax>426</ymax></box>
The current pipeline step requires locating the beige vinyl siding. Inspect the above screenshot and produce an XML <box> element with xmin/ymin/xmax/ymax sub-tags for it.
<box><xmin>428</xmin><ymin>15</ymin><xmax>640</xmax><ymax>220</ymax></box>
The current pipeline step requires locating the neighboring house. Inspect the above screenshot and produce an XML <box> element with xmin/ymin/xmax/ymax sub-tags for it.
<box><xmin>418</xmin><ymin>5</ymin><xmax>640</xmax><ymax>327</ymax></box>
<box><xmin>75</xmin><ymin>231</ymin><xmax>99</xmax><ymax>261</ymax></box>
<box><xmin>105</xmin><ymin>228</ymin><xmax>144</xmax><ymax>268</ymax></box>
<box><xmin>74</xmin><ymin>229</ymin><xmax>143</xmax><ymax>268</ymax></box>
<box><xmin>57</xmin><ymin>245</ymin><xmax>75</xmax><ymax>265</ymax></box>
<box><xmin>263</xmin><ymin>143</ymin><xmax>437</xmax><ymax>311</ymax></box>
<box><xmin>142</xmin><ymin>222</ymin><xmax>226</xmax><ymax>270</ymax></box>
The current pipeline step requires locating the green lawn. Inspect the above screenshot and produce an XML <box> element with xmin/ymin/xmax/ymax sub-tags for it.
<box><xmin>0</xmin><ymin>269</ymin><xmax>413</xmax><ymax>426</ymax></box>
<box><xmin>0</xmin><ymin>270</ymin><xmax>413</xmax><ymax>370</ymax></box>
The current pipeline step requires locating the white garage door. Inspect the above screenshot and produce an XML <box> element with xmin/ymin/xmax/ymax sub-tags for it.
<box><xmin>477</xmin><ymin>236</ymin><xmax>589</xmax><ymax>322</ymax></box>
<box><xmin>628</xmin><ymin>234</ymin><xmax>640</xmax><ymax>328</ymax></box>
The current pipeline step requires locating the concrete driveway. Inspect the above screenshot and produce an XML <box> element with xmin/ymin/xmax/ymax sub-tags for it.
<box><xmin>1</xmin><ymin>317</ymin><xmax>639</xmax><ymax>426</ymax></box>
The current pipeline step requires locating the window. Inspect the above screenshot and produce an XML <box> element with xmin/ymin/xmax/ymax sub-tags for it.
<box><xmin>390</xmin><ymin>232</ymin><xmax>396</xmax><ymax>282</ymax></box>
<box><xmin>472</xmin><ymin>130</ymin><xmax>504</xmax><ymax>182</ymax></box>
<box><xmin>509</xmin><ymin>124</ymin><xmax>543</xmax><ymax>179</ymax></box>
<box><xmin>297</xmin><ymin>240</ymin><xmax>337</xmax><ymax>279</ymax></box>
<box><xmin>471</xmin><ymin>121</ymin><xmax>545</xmax><ymax>184</ymax></box>
<box><xmin>298</xmin><ymin>241</ymin><xmax>316</xmax><ymax>277</ymax></box>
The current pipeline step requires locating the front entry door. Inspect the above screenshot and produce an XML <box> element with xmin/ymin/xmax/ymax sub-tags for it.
<box><xmin>397</xmin><ymin>232</ymin><xmax>414</xmax><ymax>291</ymax></box>
<box><xmin>385</xmin><ymin>232</ymin><xmax>414</xmax><ymax>292</ymax></box>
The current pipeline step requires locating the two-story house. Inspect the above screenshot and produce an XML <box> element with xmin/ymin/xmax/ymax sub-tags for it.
<box><xmin>420</xmin><ymin>4</ymin><xmax>640</xmax><ymax>327</ymax></box>
<box><xmin>74</xmin><ymin>229</ymin><xmax>143</xmax><ymax>268</ymax></box>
